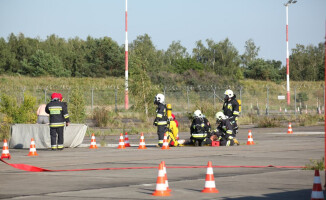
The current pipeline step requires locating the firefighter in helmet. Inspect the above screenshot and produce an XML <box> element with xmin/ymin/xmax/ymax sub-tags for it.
<box><xmin>222</xmin><ymin>89</ymin><xmax>240</xmax><ymax>131</ymax></box>
<box><xmin>153</xmin><ymin>93</ymin><xmax>168</xmax><ymax>147</ymax></box>
<box><xmin>45</xmin><ymin>93</ymin><xmax>70</xmax><ymax>150</ymax></box>
<box><xmin>189</xmin><ymin>110</ymin><xmax>211</xmax><ymax>146</ymax></box>
<box><xmin>208</xmin><ymin>112</ymin><xmax>239</xmax><ymax>146</ymax></box>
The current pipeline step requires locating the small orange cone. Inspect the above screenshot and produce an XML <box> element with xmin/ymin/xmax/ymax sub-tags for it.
<box><xmin>1</xmin><ymin>139</ymin><xmax>11</xmax><ymax>159</ymax></box>
<box><xmin>311</xmin><ymin>170</ymin><xmax>324</xmax><ymax>200</ymax></box>
<box><xmin>246</xmin><ymin>130</ymin><xmax>255</xmax><ymax>145</ymax></box>
<box><xmin>161</xmin><ymin>133</ymin><xmax>170</xmax><ymax>150</ymax></box>
<box><xmin>152</xmin><ymin>163</ymin><xmax>170</xmax><ymax>196</ymax></box>
<box><xmin>89</xmin><ymin>133</ymin><xmax>98</xmax><ymax>149</ymax></box>
<box><xmin>201</xmin><ymin>161</ymin><xmax>219</xmax><ymax>193</ymax></box>
<box><xmin>117</xmin><ymin>133</ymin><xmax>126</xmax><ymax>149</ymax></box>
<box><xmin>27</xmin><ymin>138</ymin><xmax>38</xmax><ymax>156</ymax></box>
<box><xmin>138</xmin><ymin>132</ymin><xmax>147</xmax><ymax>149</ymax></box>
<box><xmin>124</xmin><ymin>132</ymin><xmax>131</xmax><ymax>147</ymax></box>
<box><xmin>287</xmin><ymin>122</ymin><xmax>293</xmax><ymax>134</ymax></box>
<box><xmin>161</xmin><ymin>161</ymin><xmax>171</xmax><ymax>192</ymax></box>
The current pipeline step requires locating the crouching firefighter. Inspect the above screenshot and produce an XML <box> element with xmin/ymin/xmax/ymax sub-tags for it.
<box><xmin>205</xmin><ymin>112</ymin><xmax>239</xmax><ymax>146</ymax></box>
<box><xmin>45</xmin><ymin>93</ymin><xmax>70</xmax><ymax>150</ymax></box>
<box><xmin>166</xmin><ymin>104</ymin><xmax>179</xmax><ymax>147</ymax></box>
<box><xmin>189</xmin><ymin>110</ymin><xmax>211</xmax><ymax>146</ymax></box>
<box><xmin>153</xmin><ymin>94</ymin><xmax>168</xmax><ymax>147</ymax></box>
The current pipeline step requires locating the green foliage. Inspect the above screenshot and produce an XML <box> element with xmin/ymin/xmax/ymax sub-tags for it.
<box><xmin>0</xmin><ymin>115</ymin><xmax>11</xmax><ymax>140</ymax></box>
<box><xmin>296</xmin><ymin>92</ymin><xmax>309</xmax><ymax>103</ymax></box>
<box><xmin>297</xmin><ymin>114</ymin><xmax>324</xmax><ymax>126</ymax></box>
<box><xmin>256</xmin><ymin>116</ymin><xmax>280</xmax><ymax>128</ymax></box>
<box><xmin>68</xmin><ymin>88</ymin><xmax>86</xmax><ymax>123</ymax></box>
<box><xmin>92</xmin><ymin>107</ymin><xmax>109</xmax><ymax>128</ymax></box>
<box><xmin>244</xmin><ymin>59</ymin><xmax>282</xmax><ymax>81</ymax></box>
<box><xmin>304</xmin><ymin>157</ymin><xmax>324</xmax><ymax>170</ymax></box>
<box><xmin>0</xmin><ymin>93</ymin><xmax>37</xmax><ymax>124</ymax></box>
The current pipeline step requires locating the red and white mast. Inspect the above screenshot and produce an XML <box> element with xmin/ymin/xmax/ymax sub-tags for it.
<box><xmin>285</xmin><ymin>4</ymin><xmax>290</xmax><ymax>105</ymax></box>
<box><xmin>284</xmin><ymin>0</ymin><xmax>297</xmax><ymax>105</ymax></box>
<box><xmin>124</xmin><ymin>0</ymin><xmax>129</xmax><ymax>109</ymax></box>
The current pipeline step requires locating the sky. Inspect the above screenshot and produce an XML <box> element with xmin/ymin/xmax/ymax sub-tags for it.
<box><xmin>0</xmin><ymin>0</ymin><xmax>325</xmax><ymax>66</ymax></box>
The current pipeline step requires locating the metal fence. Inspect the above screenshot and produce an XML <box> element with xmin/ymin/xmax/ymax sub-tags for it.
<box><xmin>4</xmin><ymin>83</ymin><xmax>325</xmax><ymax>116</ymax></box>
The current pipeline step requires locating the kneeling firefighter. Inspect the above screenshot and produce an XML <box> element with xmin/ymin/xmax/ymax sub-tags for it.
<box><xmin>190</xmin><ymin>110</ymin><xmax>211</xmax><ymax>146</ymax></box>
<box><xmin>166</xmin><ymin>104</ymin><xmax>179</xmax><ymax>146</ymax></box>
<box><xmin>206</xmin><ymin>112</ymin><xmax>239</xmax><ymax>146</ymax></box>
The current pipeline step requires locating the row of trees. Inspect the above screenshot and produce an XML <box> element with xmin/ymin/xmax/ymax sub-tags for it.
<box><xmin>0</xmin><ymin>33</ymin><xmax>324</xmax><ymax>84</ymax></box>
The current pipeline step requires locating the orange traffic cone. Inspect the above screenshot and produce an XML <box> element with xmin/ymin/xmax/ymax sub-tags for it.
<box><xmin>201</xmin><ymin>161</ymin><xmax>219</xmax><ymax>193</ymax></box>
<box><xmin>124</xmin><ymin>132</ymin><xmax>131</xmax><ymax>147</ymax></box>
<box><xmin>152</xmin><ymin>163</ymin><xmax>170</xmax><ymax>196</ymax></box>
<box><xmin>246</xmin><ymin>130</ymin><xmax>255</xmax><ymax>145</ymax></box>
<box><xmin>138</xmin><ymin>132</ymin><xmax>147</xmax><ymax>149</ymax></box>
<box><xmin>1</xmin><ymin>139</ymin><xmax>11</xmax><ymax>159</ymax></box>
<box><xmin>117</xmin><ymin>133</ymin><xmax>126</xmax><ymax>149</ymax></box>
<box><xmin>311</xmin><ymin>170</ymin><xmax>324</xmax><ymax>200</ymax></box>
<box><xmin>89</xmin><ymin>133</ymin><xmax>98</xmax><ymax>149</ymax></box>
<box><xmin>27</xmin><ymin>138</ymin><xmax>38</xmax><ymax>156</ymax></box>
<box><xmin>161</xmin><ymin>133</ymin><xmax>170</xmax><ymax>150</ymax></box>
<box><xmin>287</xmin><ymin>122</ymin><xmax>293</xmax><ymax>134</ymax></box>
<box><xmin>161</xmin><ymin>161</ymin><xmax>171</xmax><ymax>192</ymax></box>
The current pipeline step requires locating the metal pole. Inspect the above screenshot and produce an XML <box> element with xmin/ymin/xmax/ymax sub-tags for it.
<box><xmin>266</xmin><ymin>86</ymin><xmax>269</xmax><ymax>115</ymax></box>
<box><xmin>124</xmin><ymin>0</ymin><xmax>129</xmax><ymax>110</ymax></box>
<box><xmin>285</xmin><ymin>4</ymin><xmax>290</xmax><ymax>105</ymax></box>
<box><xmin>44</xmin><ymin>89</ymin><xmax>47</xmax><ymax>103</ymax></box>
<box><xmin>91</xmin><ymin>88</ymin><xmax>94</xmax><ymax>112</ymax></box>
<box><xmin>294</xmin><ymin>87</ymin><xmax>297</xmax><ymax>115</ymax></box>
<box><xmin>213</xmin><ymin>87</ymin><xmax>216</xmax><ymax>108</ymax></box>
<box><xmin>186</xmin><ymin>86</ymin><xmax>189</xmax><ymax>111</ymax></box>
<box><xmin>115</xmin><ymin>88</ymin><xmax>118</xmax><ymax>113</ymax></box>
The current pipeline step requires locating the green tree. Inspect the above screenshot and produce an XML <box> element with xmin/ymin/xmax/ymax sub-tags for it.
<box><xmin>68</xmin><ymin>88</ymin><xmax>86</xmax><ymax>123</ymax></box>
<box><xmin>241</xmin><ymin>39</ymin><xmax>260</xmax><ymax>68</ymax></box>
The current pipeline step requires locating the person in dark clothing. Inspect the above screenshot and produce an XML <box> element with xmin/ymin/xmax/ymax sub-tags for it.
<box><xmin>206</xmin><ymin>112</ymin><xmax>239</xmax><ymax>146</ymax></box>
<box><xmin>222</xmin><ymin>89</ymin><xmax>240</xmax><ymax>131</ymax></box>
<box><xmin>153</xmin><ymin>93</ymin><xmax>168</xmax><ymax>147</ymax></box>
<box><xmin>189</xmin><ymin>110</ymin><xmax>211</xmax><ymax>146</ymax></box>
<box><xmin>45</xmin><ymin>93</ymin><xmax>70</xmax><ymax>151</ymax></box>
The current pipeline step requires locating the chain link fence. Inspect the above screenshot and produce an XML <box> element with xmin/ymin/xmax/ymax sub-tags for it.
<box><xmin>3</xmin><ymin>83</ymin><xmax>325</xmax><ymax>117</ymax></box>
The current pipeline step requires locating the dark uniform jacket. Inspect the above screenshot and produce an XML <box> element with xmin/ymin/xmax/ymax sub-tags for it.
<box><xmin>190</xmin><ymin>117</ymin><xmax>211</xmax><ymax>135</ymax></box>
<box><xmin>45</xmin><ymin>100</ymin><xmax>70</xmax><ymax>128</ymax></box>
<box><xmin>212</xmin><ymin>118</ymin><xmax>235</xmax><ymax>139</ymax></box>
<box><xmin>222</xmin><ymin>95</ymin><xmax>240</xmax><ymax>121</ymax></box>
<box><xmin>154</xmin><ymin>103</ymin><xmax>168</xmax><ymax>126</ymax></box>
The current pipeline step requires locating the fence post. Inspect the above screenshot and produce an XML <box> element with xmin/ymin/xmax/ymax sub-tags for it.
<box><xmin>91</xmin><ymin>88</ymin><xmax>94</xmax><ymax>113</ymax></box>
<box><xmin>115</xmin><ymin>87</ymin><xmax>118</xmax><ymax>113</ymax></box>
<box><xmin>239</xmin><ymin>86</ymin><xmax>243</xmax><ymax>114</ymax></box>
<box><xmin>294</xmin><ymin>87</ymin><xmax>297</xmax><ymax>116</ymax></box>
<box><xmin>44</xmin><ymin>89</ymin><xmax>47</xmax><ymax>103</ymax></box>
<box><xmin>186</xmin><ymin>86</ymin><xmax>189</xmax><ymax>111</ymax></box>
<box><xmin>213</xmin><ymin>86</ymin><xmax>216</xmax><ymax>109</ymax></box>
<box><xmin>266</xmin><ymin>86</ymin><xmax>269</xmax><ymax>115</ymax></box>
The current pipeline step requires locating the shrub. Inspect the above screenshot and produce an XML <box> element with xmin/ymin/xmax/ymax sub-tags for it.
<box><xmin>257</xmin><ymin>116</ymin><xmax>280</xmax><ymax>128</ymax></box>
<box><xmin>93</xmin><ymin>107</ymin><xmax>110</xmax><ymax>128</ymax></box>
<box><xmin>69</xmin><ymin>87</ymin><xmax>86</xmax><ymax>123</ymax></box>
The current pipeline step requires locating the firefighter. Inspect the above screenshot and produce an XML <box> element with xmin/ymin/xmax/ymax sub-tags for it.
<box><xmin>222</xmin><ymin>89</ymin><xmax>240</xmax><ymax>131</ymax></box>
<box><xmin>153</xmin><ymin>93</ymin><xmax>168</xmax><ymax>147</ymax></box>
<box><xmin>45</xmin><ymin>93</ymin><xmax>70</xmax><ymax>151</ymax></box>
<box><xmin>208</xmin><ymin>112</ymin><xmax>239</xmax><ymax>146</ymax></box>
<box><xmin>167</xmin><ymin>113</ymin><xmax>179</xmax><ymax>147</ymax></box>
<box><xmin>189</xmin><ymin>110</ymin><xmax>211</xmax><ymax>146</ymax></box>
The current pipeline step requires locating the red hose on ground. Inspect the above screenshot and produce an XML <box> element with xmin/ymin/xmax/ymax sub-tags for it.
<box><xmin>0</xmin><ymin>158</ymin><xmax>305</xmax><ymax>172</ymax></box>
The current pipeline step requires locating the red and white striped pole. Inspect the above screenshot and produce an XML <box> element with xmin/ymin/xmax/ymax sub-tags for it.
<box><xmin>284</xmin><ymin>0</ymin><xmax>297</xmax><ymax>105</ymax></box>
<box><xmin>285</xmin><ymin>4</ymin><xmax>290</xmax><ymax>105</ymax></box>
<box><xmin>124</xmin><ymin>0</ymin><xmax>129</xmax><ymax>110</ymax></box>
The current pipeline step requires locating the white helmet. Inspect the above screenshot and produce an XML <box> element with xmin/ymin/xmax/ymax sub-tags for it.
<box><xmin>224</xmin><ymin>89</ymin><xmax>234</xmax><ymax>98</ymax></box>
<box><xmin>215</xmin><ymin>112</ymin><xmax>226</xmax><ymax>121</ymax></box>
<box><xmin>193</xmin><ymin>110</ymin><xmax>203</xmax><ymax>118</ymax></box>
<box><xmin>154</xmin><ymin>93</ymin><xmax>165</xmax><ymax>104</ymax></box>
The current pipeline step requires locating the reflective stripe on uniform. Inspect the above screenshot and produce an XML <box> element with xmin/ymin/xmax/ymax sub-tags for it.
<box><xmin>64</xmin><ymin>114</ymin><xmax>69</xmax><ymax>119</ymax></box>
<box><xmin>156</xmin><ymin>113</ymin><xmax>163</xmax><ymax>118</ymax></box>
<box><xmin>192</xmin><ymin>133</ymin><xmax>207</xmax><ymax>138</ymax></box>
<box><xmin>233</xmin><ymin>111</ymin><xmax>239</xmax><ymax>115</ymax></box>
<box><xmin>157</xmin><ymin>121</ymin><xmax>167</xmax><ymax>125</ymax></box>
<box><xmin>49</xmin><ymin>122</ymin><xmax>65</xmax><ymax>127</ymax></box>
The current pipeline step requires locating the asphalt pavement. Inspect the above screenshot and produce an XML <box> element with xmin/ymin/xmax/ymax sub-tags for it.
<box><xmin>0</xmin><ymin>125</ymin><xmax>325</xmax><ymax>200</ymax></box>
